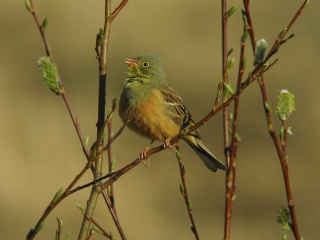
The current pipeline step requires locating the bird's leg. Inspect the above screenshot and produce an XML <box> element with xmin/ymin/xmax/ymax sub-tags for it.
<box><xmin>163</xmin><ymin>138</ymin><xmax>173</xmax><ymax>155</ymax></box>
<box><xmin>164</xmin><ymin>138</ymin><xmax>173</xmax><ymax>150</ymax></box>
<box><xmin>139</xmin><ymin>140</ymin><xmax>155</xmax><ymax>161</ymax></box>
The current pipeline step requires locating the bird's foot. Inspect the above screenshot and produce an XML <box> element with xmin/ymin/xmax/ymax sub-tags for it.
<box><xmin>139</xmin><ymin>146</ymin><xmax>151</xmax><ymax>167</ymax></box>
<box><xmin>139</xmin><ymin>146</ymin><xmax>150</xmax><ymax>160</ymax></box>
<box><xmin>163</xmin><ymin>138</ymin><xmax>173</xmax><ymax>152</ymax></box>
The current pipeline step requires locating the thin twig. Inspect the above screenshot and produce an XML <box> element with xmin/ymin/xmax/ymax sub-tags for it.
<box><xmin>79</xmin><ymin>0</ymin><xmax>129</xmax><ymax>238</ymax></box>
<box><xmin>243</xmin><ymin>1</ymin><xmax>308</xmax><ymax>238</ymax></box>
<box><xmin>221</xmin><ymin>1</ymin><xmax>232</xmax><ymax>239</ymax></box>
<box><xmin>257</xmin><ymin>76</ymin><xmax>301</xmax><ymax>239</ymax></box>
<box><xmin>175</xmin><ymin>144</ymin><xmax>199</xmax><ymax>240</ymax></box>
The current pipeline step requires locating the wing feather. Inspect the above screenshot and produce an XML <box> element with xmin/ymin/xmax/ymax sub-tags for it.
<box><xmin>157</xmin><ymin>84</ymin><xmax>197</xmax><ymax>133</ymax></box>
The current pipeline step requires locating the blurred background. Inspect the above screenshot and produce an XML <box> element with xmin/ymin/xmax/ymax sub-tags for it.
<box><xmin>1</xmin><ymin>0</ymin><xmax>319</xmax><ymax>239</ymax></box>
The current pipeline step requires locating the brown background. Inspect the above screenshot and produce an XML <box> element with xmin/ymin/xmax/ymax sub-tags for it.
<box><xmin>1</xmin><ymin>0</ymin><xmax>319</xmax><ymax>239</ymax></box>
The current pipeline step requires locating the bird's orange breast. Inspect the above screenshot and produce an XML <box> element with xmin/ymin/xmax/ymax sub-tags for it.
<box><xmin>125</xmin><ymin>88</ymin><xmax>181</xmax><ymax>141</ymax></box>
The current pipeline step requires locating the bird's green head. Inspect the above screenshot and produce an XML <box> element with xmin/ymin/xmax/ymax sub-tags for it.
<box><xmin>124</xmin><ymin>54</ymin><xmax>166</xmax><ymax>85</ymax></box>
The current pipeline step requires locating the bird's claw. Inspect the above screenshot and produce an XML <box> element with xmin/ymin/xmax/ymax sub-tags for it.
<box><xmin>163</xmin><ymin>138</ymin><xmax>173</xmax><ymax>150</ymax></box>
<box><xmin>139</xmin><ymin>146</ymin><xmax>149</xmax><ymax>160</ymax></box>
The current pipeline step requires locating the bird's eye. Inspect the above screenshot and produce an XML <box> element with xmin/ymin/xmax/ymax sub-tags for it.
<box><xmin>142</xmin><ymin>62</ymin><xmax>150</xmax><ymax>67</ymax></box>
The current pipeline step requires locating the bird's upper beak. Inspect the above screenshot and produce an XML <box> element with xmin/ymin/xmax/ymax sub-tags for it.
<box><xmin>125</xmin><ymin>58</ymin><xmax>138</xmax><ymax>67</ymax></box>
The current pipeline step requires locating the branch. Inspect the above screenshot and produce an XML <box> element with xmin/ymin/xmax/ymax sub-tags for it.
<box><xmin>175</xmin><ymin>145</ymin><xmax>199</xmax><ymax>240</ymax></box>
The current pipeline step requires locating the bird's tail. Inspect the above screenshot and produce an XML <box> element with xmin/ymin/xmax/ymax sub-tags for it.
<box><xmin>184</xmin><ymin>135</ymin><xmax>226</xmax><ymax>172</ymax></box>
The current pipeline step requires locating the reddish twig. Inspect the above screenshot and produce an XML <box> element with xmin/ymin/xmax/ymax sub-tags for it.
<box><xmin>175</xmin><ymin>144</ymin><xmax>199</xmax><ymax>240</ymax></box>
<box><xmin>243</xmin><ymin>1</ymin><xmax>309</xmax><ymax>238</ymax></box>
<box><xmin>257</xmin><ymin>76</ymin><xmax>301</xmax><ymax>239</ymax></box>
<box><xmin>221</xmin><ymin>1</ymin><xmax>232</xmax><ymax>239</ymax></box>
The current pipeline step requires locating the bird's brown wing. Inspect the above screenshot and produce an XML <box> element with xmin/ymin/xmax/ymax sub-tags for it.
<box><xmin>157</xmin><ymin>84</ymin><xmax>197</xmax><ymax>132</ymax></box>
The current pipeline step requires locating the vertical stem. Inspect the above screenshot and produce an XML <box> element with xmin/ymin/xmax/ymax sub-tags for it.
<box><xmin>221</xmin><ymin>1</ymin><xmax>231</xmax><ymax>240</ymax></box>
<box><xmin>78</xmin><ymin>1</ymin><xmax>111</xmax><ymax>239</ymax></box>
<box><xmin>258</xmin><ymin>77</ymin><xmax>301</xmax><ymax>239</ymax></box>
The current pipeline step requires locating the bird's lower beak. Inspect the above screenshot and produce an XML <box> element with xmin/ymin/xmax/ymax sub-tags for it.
<box><xmin>125</xmin><ymin>58</ymin><xmax>138</xmax><ymax>67</ymax></box>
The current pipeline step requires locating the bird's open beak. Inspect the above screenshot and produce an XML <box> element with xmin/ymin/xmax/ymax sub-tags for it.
<box><xmin>125</xmin><ymin>58</ymin><xmax>138</xmax><ymax>67</ymax></box>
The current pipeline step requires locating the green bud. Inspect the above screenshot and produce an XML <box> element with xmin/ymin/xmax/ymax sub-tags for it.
<box><xmin>276</xmin><ymin>207</ymin><xmax>291</xmax><ymax>230</ymax></box>
<box><xmin>241</xmin><ymin>56</ymin><xmax>247</xmax><ymax>69</ymax></box>
<box><xmin>111</xmin><ymin>159</ymin><xmax>116</xmax><ymax>170</ymax></box>
<box><xmin>92</xmin><ymin>225</ymin><xmax>103</xmax><ymax>235</ymax></box>
<box><xmin>278</xmin><ymin>28</ymin><xmax>287</xmax><ymax>39</ymax></box>
<box><xmin>35</xmin><ymin>221</ymin><xmax>45</xmax><ymax>233</ymax></box>
<box><xmin>254</xmin><ymin>39</ymin><xmax>268</xmax><ymax>66</ymax></box>
<box><xmin>228</xmin><ymin>113</ymin><xmax>234</xmax><ymax>121</ymax></box>
<box><xmin>182</xmin><ymin>165</ymin><xmax>186</xmax><ymax>176</ymax></box>
<box><xmin>25</xmin><ymin>0</ymin><xmax>32</xmax><ymax>12</ymax></box>
<box><xmin>180</xmin><ymin>184</ymin><xmax>184</xmax><ymax>194</ymax></box>
<box><xmin>264</xmin><ymin>103</ymin><xmax>271</xmax><ymax>112</ymax></box>
<box><xmin>279</xmin><ymin>127</ymin><xmax>285</xmax><ymax>143</ymax></box>
<box><xmin>224</xmin><ymin>83</ymin><xmax>235</xmax><ymax>96</ymax></box>
<box><xmin>42</xmin><ymin>16</ymin><xmax>49</xmax><ymax>29</ymax></box>
<box><xmin>241</xmin><ymin>9</ymin><xmax>248</xmax><ymax>25</ymax></box>
<box><xmin>287</xmin><ymin>127</ymin><xmax>293</xmax><ymax>136</ymax></box>
<box><xmin>282</xmin><ymin>232</ymin><xmax>288</xmax><ymax>240</ymax></box>
<box><xmin>76</xmin><ymin>203</ymin><xmax>85</xmax><ymax>213</ymax></box>
<box><xmin>112</xmin><ymin>98</ymin><xmax>118</xmax><ymax>110</ymax></box>
<box><xmin>38</xmin><ymin>56</ymin><xmax>62</xmax><ymax>95</ymax></box>
<box><xmin>241</xmin><ymin>28</ymin><xmax>249</xmax><ymax>42</ymax></box>
<box><xmin>56</xmin><ymin>217</ymin><xmax>62</xmax><ymax>227</ymax></box>
<box><xmin>175</xmin><ymin>150</ymin><xmax>181</xmax><ymax>159</ymax></box>
<box><xmin>84</xmin><ymin>135</ymin><xmax>89</xmax><ymax>145</ymax></box>
<box><xmin>227</xmin><ymin>57</ymin><xmax>235</xmax><ymax>69</ymax></box>
<box><xmin>227</xmin><ymin>48</ymin><xmax>234</xmax><ymax>57</ymax></box>
<box><xmin>98</xmin><ymin>28</ymin><xmax>105</xmax><ymax>46</ymax></box>
<box><xmin>232</xmin><ymin>194</ymin><xmax>237</xmax><ymax>201</ymax></box>
<box><xmin>107</xmin><ymin>108</ymin><xmax>113</xmax><ymax>118</ymax></box>
<box><xmin>226</xmin><ymin>5</ymin><xmax>238</xmax><ymax>18</ymax></box>
<box><xmin>276</xmin><ymin>90</ymin><xmax>295</xmax><ymax>121</ymax></box>
<box><xmin>53</xmin><ymin>187</ymin><xmax>63</xmax><ymax>203</ymax></box>
<box><xmin>65</xmin><ymin>231</ymin><xmax>71</xmax><ymax>240</ymax></box>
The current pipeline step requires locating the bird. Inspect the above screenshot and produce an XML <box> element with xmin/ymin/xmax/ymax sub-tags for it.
<box><xmin>119</xmin><ymin>54</ymin><xmax>226</xmax><ymax>172</ymax></box>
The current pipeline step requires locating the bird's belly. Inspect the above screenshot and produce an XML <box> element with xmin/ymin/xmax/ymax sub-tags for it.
<box><xmin>126</xmin><ymin>90</ymin><xmax>180</xmax><ymax>141</ymax></box>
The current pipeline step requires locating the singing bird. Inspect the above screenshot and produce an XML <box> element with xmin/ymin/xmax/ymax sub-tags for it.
<box><xmin>119</xmin><ymin>54</ymin><xmax>226</xmax><ymax>172</ymax></box>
